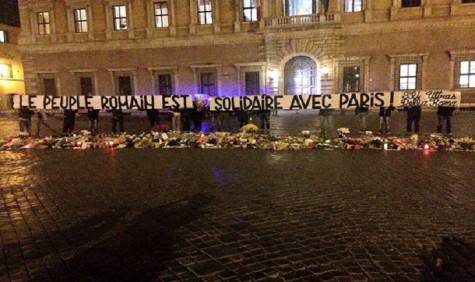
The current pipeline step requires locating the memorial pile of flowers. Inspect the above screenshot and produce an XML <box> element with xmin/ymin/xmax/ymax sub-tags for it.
<box><xmin>1</xmin><ymin>128</ymin><xmax>474</xmax><ymax>152</ymax></box>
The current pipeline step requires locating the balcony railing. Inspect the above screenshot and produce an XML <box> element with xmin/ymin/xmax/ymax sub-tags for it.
<box><xmin>261</xmin><ymin>13</ymin><xmax>338</xmax><ymax>29</ymax></box>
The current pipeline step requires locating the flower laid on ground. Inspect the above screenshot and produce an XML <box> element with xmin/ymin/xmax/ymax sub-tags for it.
<box><xmin>1</xmin><ymin>130</ymin><xmax>474</xmax><ymax>152</ymax></box>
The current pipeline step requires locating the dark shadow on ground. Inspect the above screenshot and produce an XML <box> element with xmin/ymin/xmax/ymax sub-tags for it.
<box><xmin>421</xmin><ymin>236</ymin><xmax>475</xmax><ymax>282</ymax></box>
<box><xmin>29</xmin><ymin>193</ymin><xmax>215</xmax><ymax>282</ymax></box>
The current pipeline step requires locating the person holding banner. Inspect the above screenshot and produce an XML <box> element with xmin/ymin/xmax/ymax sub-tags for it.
<box><xmin>405</xmin><ymin>106</ymin><xmax>421</xmax><ymax>134</ymax></box>
<box><xmin>379</xmin><ymin>105</ymin><xmax>395</xmax><ymax>135</ymax></box>
<box><xmin>36</xmin><ymin>110</ymin><xmax>54</xmax><ymax>137</ymax></box>
<box><xmin>437</xmin><ymin>106</ymin><xmax>455</xmax><ymax>135</ymax></box>
<box><xmin>319</xmin><ymin>109</ymin><xmax>334</xmax><ymax>139</ymax></box>
<box><xmin>258</xmin><ymin>109</ymin><xmax>271</xmax><ymax>132</ymax></box>
<box><xmin>88</xmin><ymin>109</ymin><xmax>100</xmax><ymax>135</ymax></box>
<box><xmin>18</xmin><ymin>106</ymin><xmax>34</xmax><ymax>136</ymax></box>
<box><xmin>146</xmin><ymin>109</ymin><xmax>160</xmax><ymax>130</ymax></box>
<box><xmin>62</xmin><ymin>109</ymin><xmax>77</xmax><ymax>136</ymax></box>
<box><xmin>111</xmin><ymin>109</ymin><xmax>125</xmax><ymax>134</ymax></box>
<box><xmin>355</xmin><ymin>106</ymin><xmax>369</xmax><ymax>133</ymax></box>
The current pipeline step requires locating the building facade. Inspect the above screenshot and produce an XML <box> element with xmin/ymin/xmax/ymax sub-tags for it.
<box><xmin>0</xmin><ymin>0</ymin><xmax>24</xmax><ymax>110</ymax></box>
<box><xmin>16</xmin><ymin>0</ymin><xmax>475</xmax><ymax>103</ymax></box>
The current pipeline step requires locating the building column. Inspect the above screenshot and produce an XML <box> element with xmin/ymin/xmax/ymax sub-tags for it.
<box><xmin>169</xmin><ymin>0</ymin><xmax>177</xmax><ymax>35</ymax></box>
<box><xmin>234</xmin><ymin>0</ymin><xmax>241</xmax><ymax>32</ymax></box>
<box><xmin>189</xmin><ymin>0</ymin><xmax>197</xmax><ymax>34</ymax></box>
<box><xmin>213</xmin><ymin>0</ymin><xmax>220</xmax><ymax>33</ymax></box>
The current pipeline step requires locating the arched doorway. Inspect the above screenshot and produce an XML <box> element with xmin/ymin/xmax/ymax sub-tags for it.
<box><xmin>284</xmin><ymin>56</ymin><xmax>317</xmax><ymax>95</ymax></box>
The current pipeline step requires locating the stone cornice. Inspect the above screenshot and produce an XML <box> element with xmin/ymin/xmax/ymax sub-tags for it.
<box><xmin>19</xmin><ymin>32</ymin><xmax>263</xmax><ymax>54</ymax></box>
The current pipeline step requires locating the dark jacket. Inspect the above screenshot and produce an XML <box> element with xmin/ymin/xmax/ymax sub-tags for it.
<box><xmin>88</xmin><ymin>109</ymin><xmax>100</xmax><ymax>120</ymax></box>
<box><xmin>19</xmin><ymin>107</ymin><xmax>34</xmax><ymax>120</ymax></box>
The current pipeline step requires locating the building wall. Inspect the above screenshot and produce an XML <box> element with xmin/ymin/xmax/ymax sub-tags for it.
<box><xmin>0</xmin><ymin>23</ymin><xmax>24</xmax><ymax>110</ymax></box>
<box><xmin>16</xmin><ymin>0</ymin><xmax>475</xmax><ymax>103</ymax></box>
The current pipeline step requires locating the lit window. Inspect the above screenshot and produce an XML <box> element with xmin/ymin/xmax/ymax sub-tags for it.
<box><xmin>401</xmin><ymin>0</ymin><xmax>421</xmax><ymax>8</ymax></box>
<box><xmin>37</xmin><ymin>12</ymin><xmax>51</xmax><ymax>35</ymax></box>
<box><xmin>0</xmin><ymin>64</ymin><xmax>12</xmax><ymax>79</ymax></box>
<box><xmin>343</xmin><ymin>66</ymin><xmax>361</xmax><ymax>92</ymax></box>
<box><xmin>399</xmin><ymin>63</ymin><xmax>417</xmax><ymax>90</ymax></box>
<box><xmin>74</xmin><ymin>8</ymin><xmax>88</xmax><ymax>33</ymax></box>
<box><xmin>198</xmin><ymin>0</ymin><xmax>213</xmax><ymax>25</ymax></box>
<box><xmin>345</xmin><ymin>0</ymin><xmax>363</xmax><ymax>12</ymax></box>
<box><xmin>284</xmin><ymin>0</ymin><xmax>318</xmax><ymax>16</ymax></box>
<box><xmin>154</xmin><ymin>2</ymin><xmax>169</xmax><ymax>28</ymax></box>
<box><xmin>113</xmin><ymin>5</ymin><xmax>128</xmax><ymax>30</ymax></box>
<box><xmin>243</xmin><ymin>0</ymin><xmax>257</xmax><ymax>22</ymax></box>
<box><xmin>459</xmin><ymin>60</ymin><xmax>475</xmax><ymax>88</ymax></box>
<box><xmin>0</xmin><ymin>30</ymin><xmax>7</xmax><ymax>43</ymax></box>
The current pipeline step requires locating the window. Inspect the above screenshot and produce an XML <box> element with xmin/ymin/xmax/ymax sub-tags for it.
<box><xmin>0</xmin><ymin>64</ymin><xmax>12</xmax><ymax>79</ymax></box>
<box><xmin>37</xmin><ymin>12</ymin><xmax>51</xmax><ymax>35</ymax></box>
<box><xmin>459</xmin><ymin>60</ymin><xmax>475</xmax><ymax>88</ymax></box>
<box><xmin>154</xmin><ymin>2</ymin><xmax>169</xmax><ymax>28</ymax></box>
<box><xmin>113</xmin><ymin>5</ymin><xmax>128</xmax><ymax>30</ymax></box>
<box><xmin>0</xmin><ymin>30</ymin><xmax>7</xmax><ymax>43</ymax></box>
<box><xmin>73</xmin><ymin>8</ymin><xmax>88</xmax><ymax>33</ymax></box>
<box><xmin>117</xmin><ymin>76</ymin><xmax>133</xmax><ymax>95</ymax></box>
<box><xmin>342</xmin><ymin>66</ymin><xmax>361</xmax><ymax>92</ymax></box>
<box><xmin>462</xmin><ymin>0</ymin><xmax>475</xmax><ymax>3</ymax></box>
<box><xmin>243</xmin><ymin>0</ymin><xmax>258</xmax><ymax>22</ymax></box>
<box><xmin>245</xmin><ymin>72</ymin><xmax>260</xmax><ymax>95</ymax></box>
<box><xmin>345</xmin><ymin>0</ymin><xmax>363</xmax><ymax>13</ymax></box>
<box><xmin>79</xmin><ymin>77</ymin><xmax>94</xmax><ymax>95</ymax></box>
<box><xmin>198</xmin><ymin>0</ymin><xmax>213</xmax><ymax>25</ymax></box>
<box><xmin>284</xmin><ymin>0</ymin><xmax>318</xmax><ymax>16</ymax></box>
<box><xmin>399</xmin><ymin>63</ymin><xmax>417</xmax><ymax>90</ymax></box>
<box><xmin>158</xmin><ymin>74</ymin><xmax>173</xmax><ymax>95</ymax></box>
<box><xmin>401</xmin><ymin>0</ymin><xmax>421</xmax><ymax>8</ymax></box>
<box><xmin>200</xmin><ymin>72</ymin><xmax>217</xmax><ymax>96</ymax></box>
<box><xmin>43</xmin><ymin>78</ymin><xmax>57</xmax><ymax>96</ymax></box>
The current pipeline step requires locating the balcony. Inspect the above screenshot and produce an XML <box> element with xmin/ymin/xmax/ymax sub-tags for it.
<box><xmin>261</xmin><ymin>13</ymin><xmax>339</xmax><ymax>29</ymax></box>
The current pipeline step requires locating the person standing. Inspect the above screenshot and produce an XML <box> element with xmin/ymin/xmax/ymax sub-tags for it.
<box><xmin>146</xmin><ymin>109</ymin><xmax>159</xmax><ymax>130</ymax></box>
<box><xmin>111</xmin><ymin>109</ymin><xmax>125</xmax><ymax>134</ymax></box>
<box><xmin>437</xmin><ymin>106</ymin><xmax>455</xmax><ymax>135</ymax></box>
<box><xmin>355</xmin><ymin>106</ymin><xmax>369</xmax><ymax>133</ymax></box>
<box><xmin>18</xmin><ymin>106</ymin><xmax>34</xmax><ymax>136</ymax></box>
<box><xmin>378</xmin><ymin>105</ymin><xmax>395</xmax><ymax>135</ymax></box>
<box><xmin>237</xmin><ymin>110</ymin><xmax>250</xmax><ymax>128</ymax></box>
<box><xmin>171</xmin><ymin>109</ymin><xmax>181</xmax><ymax>132</ymax></box>
<box><xmin>62</xmin><ymin>109</ymin><xmax>77</xmax><ymax>135</ymax></box>
<box><xmin>319</xmin><ymin>108</ymin><xmax>334</xmax><ymax>139</ymax></box>
<box><xmin>36</xmin><ymin>110</ymin><xmax>54</xmax><ymax>137</ymax></box>
<box><xmin>259</xmin><ymin>109</ymin><xmax>271</xmax><ymax>133</ymax></box>
<box><xmin>88</xmin><ymin>109</ymin><xmax>100</xmax><ymax>135</ymax></box>
<box><xmin>405</xmin><ymin>105</ymin><xmax>422</xmax><ymax>134</ymax></box>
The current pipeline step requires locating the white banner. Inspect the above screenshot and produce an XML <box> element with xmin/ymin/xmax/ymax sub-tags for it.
<box><xmin>11</xmin><ymin>90</ymin><xmax>461</xmax><ymax>111</ymax></box>
<box><xmin>12</xmin><ymin>95</ymin><xmax>193</xmax><ymax>110</ymax></box>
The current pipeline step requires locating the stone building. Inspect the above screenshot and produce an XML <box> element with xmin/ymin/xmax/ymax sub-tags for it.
<box><xmin>0</xmin><ymin>0</ymin><xmax>24</xmax><ymax>109</ymax></box>
<box><xmin>16</xmin><ymin>0</ymin><xmax>475</xmax><ymax>103</ymax></box>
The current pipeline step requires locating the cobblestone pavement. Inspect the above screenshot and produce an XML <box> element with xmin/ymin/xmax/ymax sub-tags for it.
<box><xmin>0</xmin><ymin>149</ymin><xmax>474</xmax><ymax>281</ymax></box>
<box><xmin>1</xmin><ymin>110</ymin><xmax>475</xmax><ymax>139</ymax></box>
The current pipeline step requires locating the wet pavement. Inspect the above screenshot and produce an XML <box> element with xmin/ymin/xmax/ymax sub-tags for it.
<box><xmin>0</xmin><ymin>149</ymin><xmax>474</xmax><ymax>281</ymax></box>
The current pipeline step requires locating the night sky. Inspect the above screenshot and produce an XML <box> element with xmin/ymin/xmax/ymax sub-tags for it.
<box><xmin>0</xmin><ymin>0</ymin><xmax>20</xmax><ymax>27</ymax></box>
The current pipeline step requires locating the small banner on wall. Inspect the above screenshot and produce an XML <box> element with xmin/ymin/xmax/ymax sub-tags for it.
<box><xmin>11</xmin><ymin>90</ymin><xmax>461</xmax><ymax>111</ymax></box>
